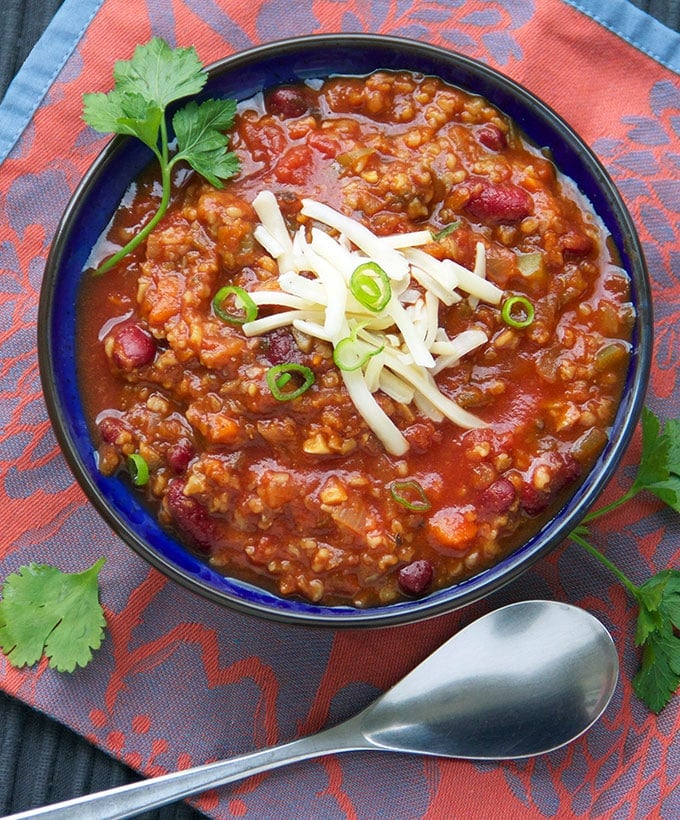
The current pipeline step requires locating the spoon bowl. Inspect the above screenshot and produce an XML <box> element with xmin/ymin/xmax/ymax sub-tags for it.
<box><xmin>8</xmin><ymin>600</ymin><xmax>619</xmax><ymax>820</ymax></box>
<box><xmin>360</xmin><ymin>599</ymin><xmax>618</xmax><ymax>759</ymax></box>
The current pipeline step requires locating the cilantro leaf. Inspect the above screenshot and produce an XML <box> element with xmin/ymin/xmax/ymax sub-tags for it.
<box><xmin>634</xmin><ymin>570</ymin><xmax>679</xmax><ymax>644</ymax></box>
<box><xmin>632</xmin><ymin>629</ymin><xmax>680</xmax><ymax>714</ymax></box>
<box><xmin>664</xmin><ymin>418</ymin><xmax>680</xmax><ymax>473</ymax></box>
<box><xmin>112</xmin><ymin>37</ymin><xmax>207</xmax><ymax>109</ymax></box>
<box><xmin>632</xmin><ymin>406</ymin><xmax>680</xmax><ymax>511</ymax></box>
<box><xmin>570</xmin><ymin>407</ymin><xmax>680</xmax><ymax>713</ymax></box>
<box><xmin>632</xmin><ymin>406</ymin><xmax>670</xmax><ymax>490</ymax></box>
<box><xmin>173</xmin><ymin>99</ymin><xmax>240</xmax><ymax>187</ymax></box>
<box><xmin>83</xmin><ymin>89</ymin><xmax>163</xmax><ymax>149</ymax></box>
<box><xmin>0</xmin><ymin>558</ymin><xmax>106</xmax><ymax>673</ymax></box>
<box><xmin>82</xmin><ymin>38</ymin><xmax>240</xmax><ymax>275</ymax></box>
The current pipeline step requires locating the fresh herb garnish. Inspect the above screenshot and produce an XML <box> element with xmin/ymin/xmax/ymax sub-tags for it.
<box><xmin>430</xmin><ymin>222</ymin><xmax>460</xmax><ymax>241</ymax></box>
<box><xmin>128</xmin><ymin>453</ymin><xmax>150</xmax><ymax>486</ymax></box>
<box><xmin>389</xmin><ymin>479</ymin><xmax>432</xmax><ymax>512</ymax></box>
<box><xmin>349</xmin><ymin>261</ymin><xmax>392</xmax><ymax>313</ymax></box>
<box><xmin>83</xmin><ymin>37</ymin><xmax>240</xmax><ymax>275</ymax></box>
<box><xmin>0</xmin><ymin>558</ymin><xmax>106</xmax><ymax>672</ymax></box>
<box><xmin>213</xmin><ymin>285</ymin><xmax>258</xmax><ymax>325</ymax></box>
<box><xmin>501</xmin><ymin>294</ymin><xmax>535</xmax><ymax>329</ymax></box>
<box><xmin>266</xmin><ymin>363</ymin><xmax>315</xmax><ymax>401</ymax></box>
<box><xmin>570</xmin><ymin>406</ymin><xmax>680</xmax><ymax>713</ymax></box>
<box><xmin>333</xmin><ymin>322</ymin><xmax>383</xmax><ymax>372</ymax></box>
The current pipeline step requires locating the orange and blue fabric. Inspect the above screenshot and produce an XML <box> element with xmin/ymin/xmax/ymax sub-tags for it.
<box><xmin>1</xmin><ymin>1</ymin><xmax>679</xmax><ymax>817</ymax></box>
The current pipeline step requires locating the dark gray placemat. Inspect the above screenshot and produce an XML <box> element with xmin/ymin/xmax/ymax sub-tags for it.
<box><xmin>0</xmin><ymin>0</ymin><xmax>66</xmax><ymax>102</ymax></box>
<box><xmin>0</xmin><ymin>689</ymin><xmax>203</xmax><ymax>818</ymax></box>
<box><xmin>0</xmin><ymin>0</ymin><xmax>677</xmax><ymax>817</ymax></box>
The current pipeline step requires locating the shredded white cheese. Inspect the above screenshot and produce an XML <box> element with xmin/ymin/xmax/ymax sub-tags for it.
<box><xmin>245</xmin><ymin>193</ymin><xmax>504</xmax><ymax>456</ymax></box>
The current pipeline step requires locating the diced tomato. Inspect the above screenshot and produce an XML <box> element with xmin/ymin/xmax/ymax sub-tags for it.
<box><xmin>307</xmin><ymin>132</ymin><xmax>341</xmax><ymax>158</ymax></box>
<box><xmin>241</xmin><ymin>119</ymin><xmax>287</xmax><ymax>163</ymax></box>
<box><xmin>274</xmin><ymin>146</ymin><xmax>314</xmax><ymax>184</ymax></box>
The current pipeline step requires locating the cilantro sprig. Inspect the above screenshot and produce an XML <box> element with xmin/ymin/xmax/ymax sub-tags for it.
<box><xmin>570</xmin><ymin>406</ymin><xmax>680</xmax><ymax>713</ymax></box>
<box><xmin>83</xmin><ymin>37</ymin><xmax>240</xmax><ymax>275</ymax></box>
<box><xmin>0</xmin><ymin>558</ymin><xmax>106</xmax><ymax>673</ymax></box>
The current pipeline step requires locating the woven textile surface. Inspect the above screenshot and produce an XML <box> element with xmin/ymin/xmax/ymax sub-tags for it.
<box><xmin>1</xmin><ymin>1</ymin><xmax>679</xmax><ymax>817</ymax></box>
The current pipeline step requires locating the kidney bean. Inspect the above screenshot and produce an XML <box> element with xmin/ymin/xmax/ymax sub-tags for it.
<box><xmin>109</xmin><ymin>323</ymin><xmax>157</xmax><ymax>371</ymax></box>
<box><xmin>165</xmin><ymin>481</ymin><xmax>215</xmax><ymax>555</ymax></box>
<box><xmin>166</xmin><ymin>440</ymin><xmax>195</xmax><ymax>474</ymax></box>
<box><xmin>553</xmin><ymin>452</ymin><xmax>582</xmax><ymax>491</ymax></box>
<box><xmin>465</xmin><ymin>178</ymin><xmax>533</xmax><ymax>223</ymax></box>
<box><xmin>267</xmin><ymin>86</ymin><xmax>310</xmax><ymax>118</ymax></box>
<box><xmin>265</xmin><ymin>328</ymin><xmax>304</xmax><ymax>365</ymax></box>
<box><xmin>98</xmin><ymin>415</ymin><xmax>125</xmax><ymax>444</ymax></box>
<box><xmin>480</xmin><ymin>476</ymin><xmax>516</xmax><ymax>514</ymax></box>
<box><xmin>519</xmin><ymin>484</ymin><xmax>549</xmax><ymax>516</ymax></box>
<box><xmin>398</xmin><ymin>559</ymin><xmax>434</xmax><ymax>596</ymax></box>
<box><xmin>477</xmin><ymin>124</ymin><xmax>507</xmax><ymax>151</ymax></box>
<box><xmin>520</xmin><ymin>452</ymin><xmax>582</xmax><ymax>516</ymax></box>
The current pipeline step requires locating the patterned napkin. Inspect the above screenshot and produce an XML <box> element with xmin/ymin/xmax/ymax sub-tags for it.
<box><xmin>1</xmin><ymin>0</ymin><xmax>679</xmax><ymax>817</ymax></box>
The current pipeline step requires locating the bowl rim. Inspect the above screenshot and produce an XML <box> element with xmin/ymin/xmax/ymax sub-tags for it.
<box><xmin>38</xmin><ymin>32</ymin><xmax>653</xmax><ymax>627</ymax></box>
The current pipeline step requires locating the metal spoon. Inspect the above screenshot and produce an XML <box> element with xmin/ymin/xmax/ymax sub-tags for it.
<box><xmin>8</xmin><ymin>600</ymin><xmax>619</xmax><ymax>820</ymax></box>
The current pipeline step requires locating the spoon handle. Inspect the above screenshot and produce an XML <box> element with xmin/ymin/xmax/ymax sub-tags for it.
<box><xmin>5</xmin><ymin>723</ymin><xmax>365</xmax><ymax>820</ymax></box>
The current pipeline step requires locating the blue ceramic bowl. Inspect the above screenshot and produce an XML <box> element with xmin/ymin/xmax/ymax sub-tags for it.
<box><xmin>39</xmin><ymin>34</ymin><xmax>652</xmax><ymax>626</ymax></box>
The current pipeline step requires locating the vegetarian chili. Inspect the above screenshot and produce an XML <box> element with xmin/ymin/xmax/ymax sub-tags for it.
<box><xmin>78</xmin><ymin>71</ymin><xmax>634</xmax><ymax>607</ymax></box>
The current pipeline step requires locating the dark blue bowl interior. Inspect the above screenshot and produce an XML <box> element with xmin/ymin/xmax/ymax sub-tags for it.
<box><xmin>39</xmin><ymin>34</ymin><xmax>652</xmax><ymax>626</ymax></box>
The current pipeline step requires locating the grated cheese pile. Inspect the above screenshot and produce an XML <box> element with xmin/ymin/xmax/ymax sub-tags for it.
<box><xmin>243</xmin><ymin>191</ymin><xmax>504</xmax><ymax>456</ymax></box>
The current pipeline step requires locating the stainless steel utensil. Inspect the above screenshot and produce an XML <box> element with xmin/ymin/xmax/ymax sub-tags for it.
<box><xmin>7</xmin><ymin>600</ymin><xmax>619</xmax><ymax>820</ymax></box>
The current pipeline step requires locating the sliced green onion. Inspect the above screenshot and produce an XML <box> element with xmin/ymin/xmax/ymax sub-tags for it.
<box><xmin>266</xmin><ymin>363</ymin><xmax>315</xmax><ymax>401</ymax></box>
<box><xmin>349</xmin><ymin>262</ymin><xmax>391</xmax><ymax>312</ymax></box>
<box><xmin>128</xmin><ymin>453</ymin><xmax>149</xmax><ymax>487</ymax></box>
<box><xmin>213</xmin><ymin>285</ymin><xmax>258</xmax><ymax>325</ymax></box>
<box><xmin>389</xmin><ymin>479</ymin><xmax>431</xmax><ymax>512</ymax></box>
<box><xmin>501</xmin><ymin>295</ymin><xmax>535</xmax><ymax>328</ymax></box>
<box><xmin>333</xmin><ymin>325</ymin><xmax>384</xmax><ymax>372</ymax></box>
<box><xmin>430</xmin><ymin>221</ymin><xmax>460</xmax><ymax>241</ymax></box>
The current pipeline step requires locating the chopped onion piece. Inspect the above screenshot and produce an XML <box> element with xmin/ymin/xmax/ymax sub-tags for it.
<box><xmin>516</xmin><ymin>251</ymin><xmax>543</xmax><ymax>277</ymax></box>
